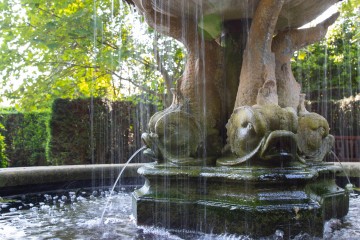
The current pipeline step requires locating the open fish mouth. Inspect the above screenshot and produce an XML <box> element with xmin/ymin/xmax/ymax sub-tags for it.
<box><xmin>259</xmin><ymin>130</ymin><xmax>298</xmax><ymax>161</ymax></box>
<box><xmin>217</xmin><ymin>130</ymin><xmax>301</xmax><ymax>166</ymax></box>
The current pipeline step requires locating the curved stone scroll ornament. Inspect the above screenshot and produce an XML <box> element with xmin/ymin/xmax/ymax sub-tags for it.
<box><xmin>141</xmin><ymin>90</ymin><xmax>212</xmax><ymax>166</ymax></box>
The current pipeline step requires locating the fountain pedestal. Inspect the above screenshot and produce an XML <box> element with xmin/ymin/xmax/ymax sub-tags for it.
<box><xmin>129</xmin><ymin>1</ymin><xmax>349</xmax><ymax>237</ymax></box>
<box><xmin>133</xmin><ymin>163</ymin><xmax>349</xmax><ymax>237</ymax></box>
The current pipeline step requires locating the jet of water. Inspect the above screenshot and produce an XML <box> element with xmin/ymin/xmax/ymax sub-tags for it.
<box><xmin>100</xmin><ymin>145</ymin><xmax>146</xmax><ymax>223</ymax></box>
<box><xmin>331</xmin><ymin>150</ymin><xmax>354</xmax><ymax>192</ymax></box>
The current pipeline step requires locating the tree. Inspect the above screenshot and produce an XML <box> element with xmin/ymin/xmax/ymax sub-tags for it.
<box><xmin>0</xmin><ymin>0</ymin><xmax>185</xmax><ymax>111</ymax></box>
<box><xmin>292</xmin><ymin>0</ymin><xmax>360</xmax><ymax>101</ymax></box>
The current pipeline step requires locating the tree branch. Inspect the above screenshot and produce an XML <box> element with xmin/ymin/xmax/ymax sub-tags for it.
<box><xmin>153</xmin><ymin>35</ymin><xmax>174</xmax><ymax>105</ymax></box>
<box><xmin>110</xmin><ymin>70</ymin><xmax>164</xmax><ymax>100</ymax></box>
<box><xmin>32</xmin><ymin>61</ymin><xmax>101</xmax><ymax>69</ymax></box>
<box><xmin>36</xmin><ymin>7</ymin><xmax>61</xmax><ymax>19</ymax></box>
<box><xmin>97</xmin><ymin>39</ymin><xmax>119</xmax><ymax>50</ymax></box>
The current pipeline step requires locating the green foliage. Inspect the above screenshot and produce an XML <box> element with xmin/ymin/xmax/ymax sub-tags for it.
<box><xmin>307</xmin><ymin>97</ymin><xmax>360</xmax><ymax>136</ymax></box>
<box><xmin>0</xmin><ymin>0</ymin><xmax>185</xmax><ymax>111</ymax></box>
<box><xmin>292</xmin><ymin>1</ymin><xmax>360</xmax><ymax>101</ymax></box>
<box><xmin>47</xmin><ymin>98</ymin><xmax>152</xmax><ymax>165</ymax></box>
<box><xmin>47</xmin><ymin>98</ymin><xmax>107</xmax><ymax>165</ymax></box>
<box><xmin>0</xmin><ymin>110</ymin><xmax>50</xmax><ymax>166</ymax></box>
<box><xmin>0</xmin><ymin>98</ymin><xmax>154</xmax><ymax>167</ymax></box>
<box><xmin>0</xmin><ymin>122</ymin><xmax>8</xmax><ymax>167</ymax></box>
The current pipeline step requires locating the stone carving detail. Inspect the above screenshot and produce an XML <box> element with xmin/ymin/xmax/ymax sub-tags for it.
<box><xmin>217</xmin><ymin>1</ymin><xmax>338</xmax><ymax>166</ymax></box>
<box><xmin>218</xmin><ymin>88</ymin><xmax>335</xmax><ymax>166</ymax></box>
<box><xmin>272</xmin><ymin>12</ymin><xmax>340</xmax><ymax>109</ymax></box>
<box><xmin>297</xmin><ymin>95</ymin><xmax>335</xmax><ymax>162</ymax></box>
<box><xmin>219</xmin><ymin>104</ymin><xmax>298</xmax><ymax>165</ymax></box>
<box><xmin>132</xmin><ymin>0</ymin><xmax>339</xmax><ymax>166</ymax></box>
<box><xmin>142</xmin><ymin>90</ymin><xmax>214</xmax><ymax>165</ymax></box>
<box><xmin>131</xmin><ymin>1</ymin><xmax>349</xmax><ymax>237</ymax></box>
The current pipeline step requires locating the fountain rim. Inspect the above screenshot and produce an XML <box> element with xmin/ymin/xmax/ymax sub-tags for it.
<box><xmin>0</xmin><ymin>163</ymin><xmax>147</xmax><ymax>196</ymax></box>
<box><xmin>0</xmin><ymin>162</ymin><xmax>358</xmax><ymax>196</ymax></box>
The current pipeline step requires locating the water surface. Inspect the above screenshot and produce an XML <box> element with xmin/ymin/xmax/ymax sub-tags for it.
<box><xmin>1</xmin><ymin>191</ymin><xmax>359</xmax><ymax>239</ymax></box>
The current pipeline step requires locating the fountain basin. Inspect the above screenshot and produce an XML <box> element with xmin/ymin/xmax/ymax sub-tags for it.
<box><xmin>1</xmin><ymin>189</ymin><xmax>358</xmax><ymax>239</ymax></box>
<box><xmin>0</xmin><ymin>163</ymin><xmax>358</xmax><ymax>239</ymax></box>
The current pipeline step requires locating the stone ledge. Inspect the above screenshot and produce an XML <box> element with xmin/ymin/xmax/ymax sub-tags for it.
<box><xmin>133</xmin><ymin>162</ymin><xmax>349</xmax><ymax>238</ymax></box>
<box><xmin>0</xmin><ymin>163</ymin><xmax>146</xmax><ymax>196</ymax></box>
<box><xmin>334</xmin><ymin>162</ymin><xmax>360</xmax><ymax>178</ymax></box>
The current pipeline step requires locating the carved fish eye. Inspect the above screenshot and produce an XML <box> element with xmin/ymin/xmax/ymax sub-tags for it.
<box><xmin>317</xmin><ymin>127</ymin><xmax>325</xmax><ymax>136</ymax></box>
<box><xmin>241</xmin><ymin>121</ymin><xmax>252</xmax><ymax>128</ymax></box>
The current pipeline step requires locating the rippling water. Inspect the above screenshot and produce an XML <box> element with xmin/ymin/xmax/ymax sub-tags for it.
<box><xmin>0</xmin><ymin>191</ymin><xmax>359</xmax><ymax>240</ymax></box>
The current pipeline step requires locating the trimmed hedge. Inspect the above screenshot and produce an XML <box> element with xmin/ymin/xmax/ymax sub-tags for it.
<box><xmin>0</xmin><ymin>123</ymin><xmax>7</xmax><ymax>167</ymax></box>
<box><xmin>1</xmin><ymin>96</ymin><xmax>356</xmax><ymax>167</ymax></box>
<box><xmin>47</xmin><ymin>98</ymin><xmax>155</xmax><ymax>165</ymax></box>
<box><xmin>306</xmin><ymin>97</ymin><xmax>360</xmax><ymax>136</ymax></box>
<box><xmin>0</xmin><ymin>111</ymin><xmax>50</xmax><ymax>167</ymax></box>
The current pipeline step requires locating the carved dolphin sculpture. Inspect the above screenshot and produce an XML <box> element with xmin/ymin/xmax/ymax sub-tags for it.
<box><xmin>218</xmin><ymin>93</ymin><xmax>334</xmax><ymax>166</ymax></box>
<box><xmin>218</xmin><ymin>104</ymin><xmax>298</xmax><ymax>166</ymax></box>
<box><xmin>297</xmin><ymin>112</ymin><xmax>334</xmax><ymax>162</ymax></box>
<box><xmin>141</xmin><ymin>90</ymin><xmax>210</xmax><ymax>165</ymax></box>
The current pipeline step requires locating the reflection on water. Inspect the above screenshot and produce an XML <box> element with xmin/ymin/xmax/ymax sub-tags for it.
<box><xmin>0</xmin><ymin>191</ymin><xmax>359</xmax><ymax>240</ymax></box>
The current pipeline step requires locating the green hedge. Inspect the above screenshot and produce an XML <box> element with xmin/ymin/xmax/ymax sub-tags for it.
<box><xmin>47</xmin><ymin>98</ymin><xmax>154</xmax><ymax>165</ymax></box>
<box><xmin>0</xmin><ymin>111</ymin><xmax>50</xmax><ymax>167</ymax></box>
<box><xmin>307</xmin><ymin>97</ymin><xmax>360</xmax><ymax>136</ymax></box>
<box><xmin>0</xmin><ymin>99</ymin><xmax>155</xmax><ymax>167</ymax></box>
<box><xmin>47</xmin><ymin>98</ymin><xmax>113</xmax><ymax>165</ymax></box>
<box><xmin>0</xmin><ymin>122</ymin><xmax>7</xmax><ymax>167</ymax></box>
<box><xmin>0</xmin><ymin>96</ymin><xmax>357</xmax><ymax>167</ymax></box>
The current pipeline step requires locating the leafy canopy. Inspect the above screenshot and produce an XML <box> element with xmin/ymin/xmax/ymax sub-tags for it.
<box><xmin>292</xmin><ymin>0</ymin><xmax>360</xmax><ymax>100</ymax></box>
<box><xmin>0</xmin><ymin>0</ymin><xmax>185</xmax><ymax>111</ymax></box>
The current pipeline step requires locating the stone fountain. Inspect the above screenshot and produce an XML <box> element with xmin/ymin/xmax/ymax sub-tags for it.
<box><xmin>130</xmin><ymin>0</ymin><xmax>349</xmax><ymax>237</ymax></box>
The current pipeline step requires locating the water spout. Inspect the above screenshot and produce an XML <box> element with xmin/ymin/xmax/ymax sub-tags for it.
<box><xmin>331</xmin><ymin>150</ymin><xmax>354</xmax><ymax>192</ymax></box>
<box><xmin>100</xmin><ymin>146</ymin><xmax>146</xmax><ymax>223</ymax></box>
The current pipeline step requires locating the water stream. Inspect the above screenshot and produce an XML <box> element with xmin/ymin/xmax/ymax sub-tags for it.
<box><xmin>331</xmin><ymin>150</ymin><xmax>354</xmax><ymax>192</ymax></box>
<box><xmin>100</xmin><ymin>146</ymin><xmax>146</xmax><ymax>223</ymax></box>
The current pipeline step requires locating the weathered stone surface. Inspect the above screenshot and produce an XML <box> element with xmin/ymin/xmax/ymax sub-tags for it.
<box><xmin>272</xmin><ymin>12</ymin><xmax>340</xmax><ymax>109</ymax></box>
<box><xmin>132</xmin><ymin>0</ymin><xmax>348</xmax><ymax>237</ymax></box>
<box><xmin>133</xmin><ymin>163</ymin><xmax>349</xmax><ymax>238</ymax></box>
<box><xmin>224</xmin><ymin>1</ymin><xmax>339</xmax><ymax>164</ymax></box>
<box><xmin>220</xmin><ymin>104</ymin><xmax>298</xmax><ymax>165</ymax></box>
<box><xmin>234</xmin><ymin>0</ymin><xmax>282</xmax><ymax>108</ymax></box>
<box><xmin>221</xmin><ymin>99</ymin><xmax>336</xmax><ymax>165</ymax></box>
<box><xmin>135</xmin><ymin>0</ymin><xmax>340</xmax><ymax>164</ymax></box>
<box><xmin>0</xmin><ymin>164</ymin><xmax>144</xmax><ymax>196</ymax></box>
<box><xmin>138</xmin><ymin>0</ymin><xmax>338</xmax><ymax>31</ymax></box>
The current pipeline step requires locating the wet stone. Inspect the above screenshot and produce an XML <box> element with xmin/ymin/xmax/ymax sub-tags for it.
<box><xmin>133</xmin><ymin>163</ymin><xmax>349</xmax><ymax>238</ymax></box>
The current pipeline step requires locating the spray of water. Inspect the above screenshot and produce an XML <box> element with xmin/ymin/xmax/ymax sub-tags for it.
<box><xmin>100</xmin><ymin>146</ymin><xmax>146</xmax><ymax>223</ymax></box>
<box><xmin>331</xmin><ymin>150</ymin><xmax>354</xmax><ymax>192</ymax></box>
